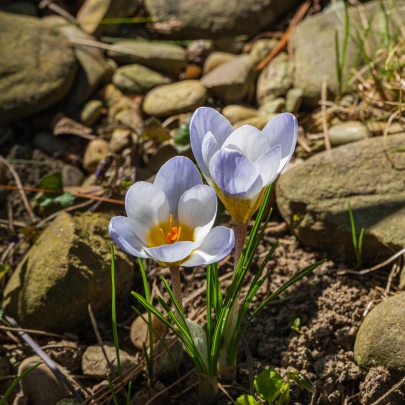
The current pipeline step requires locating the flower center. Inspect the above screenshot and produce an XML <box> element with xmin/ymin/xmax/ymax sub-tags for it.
<box><xmin>159</xmin><ymin>214</ymin><xmax>181</xmax><ymax>244</ymax></box>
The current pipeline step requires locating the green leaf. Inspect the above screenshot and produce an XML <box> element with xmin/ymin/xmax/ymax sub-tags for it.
<box><xmin>54</xmin><ymin>192</ymin><xmax>75</xmax><ymax>207</ymax></box>
<box><xmin>291</xmin><ymin>317</ymin><xmax>301</xmax><ymax>332</ymax></box>
<box><xmin>277</xmin><ymin>385</ymin><xmax>290</xmax><ymax>405</ymax></box>
<box><xmin>0</xmin><ymin>264</ymin><xmax>10</xmax><ymax>280</ymax></box>
<box><xmin>288</xmin><ymin>370</ymin><xmax>315</xmax><ymax>393</ymax></box>
<box><xmin>39</xmin><ymin>172</ymin><xmax>63</xmax><ymax>193</ymax></box>
<box><xmin>254</xmin><ymin>366</ymin><xmax>284</xmax><ymax>403</ymax></box>
<box><xmin>39</xmin><ymin>197</ymin><xmax>55</xmax><ymax>207</ymax></box>
<box><xmin>235</xmin><ymin>394</ymin><xmax>261</xmax><ymax>405</ymax></box>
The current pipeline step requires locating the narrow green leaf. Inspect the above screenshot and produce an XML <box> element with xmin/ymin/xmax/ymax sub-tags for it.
<box><xmin>106</xmin><ymin>373</ymin><xmax>119</xmax><ymax>405</ymax></box>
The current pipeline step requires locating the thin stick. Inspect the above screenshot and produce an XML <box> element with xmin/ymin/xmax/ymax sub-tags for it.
<box><xmin>255</xmin><ymin>1</ymin><xmax>311</xmax><ymax>71</ymax></box>
<box><xmin>370</xmin><ymin>376</ymin><xmax>405</xmax><ymax>405</ymax></box>
<box><xmin>4</xmin><ymin>315</ymin><xmax>83</xmax><ymax>403</ymax></box>
<box><xmin>321</xmin><ymin>81</ymin><xmax>332</xmax><ymax>151</ymax></box>
<box><xmin>38</xmin><ymin>0</ymin><xmax>77</xmax><ymax>23</ymax></box>
<box><xmin>218</xmin><ymin>383</ymin><xmax>236</xmax><ymax>404</ymax></box>
<box><xmin>88</xmin><ymin>304</ymin><xmax>114</xmax><ymax>373</ymax></box>
<box><xmin>0</xmin><ymin>156</ymin><xmax>36</xmax><ymax>224</ymax></box>
<box><xmin>0</xmin><ymin>325</ymin><xmax>68</xmax><ymax>340</ymax></box>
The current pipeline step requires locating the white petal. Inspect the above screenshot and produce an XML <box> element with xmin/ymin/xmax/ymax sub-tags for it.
<box><xmin>262</xmin><ymin>113</ymin><xmax>298</xmax><ymax>172</ymax></box>
<box><xmin>254</xmin><ymin>145</ymin><xmax>282</xmax><ymax>186</ymax></box>
<box><xmin>185</xmin><ymin>319</ymin><xmax>208</xmax><ymax>370</ymax></box>
<box><xmin>109</xmin><ymin>216</ymin><xmax>148</xmax><ymax>258</ymax></box>
<box><xmin>178</xmin><ymin>184</ymin><xmax>217</xmax><ymax>245</ymax></box>
<box><xmin>201</xmin><ymin>131</ymin><xmax>220</xmax><ymax>169</ymax></box>
<box><xmin>209</xmin><ymin>149</ymin><xmax>263</xmax><ymax>199</ymax></box>
<box><xmin>144</xmin><ymin>241</ymin><xmax>198</xmax><ymax>264</ymax></box>
<box><xmin>153</xmin><ymin>157</ymin><xmax>202</xmax><ymax>221</ymax></box>
<box><xmin>125</xmin><ymin>182</ymin><xmax>170</xmax><ymax>243</ymax></box>
<box><xmin>181</xmin><ymin>226</ymin><xmax>235</xmax><ymax>267</ymax></box>
<box><xmin>221</xmin><ymin>125</ymin><xmax>270</xmax><ymax>162</ymax></box>
<box><xmin>190</xmin><ymin>107</ymin><xmax>234</xmax><ymax>176</ymax></box>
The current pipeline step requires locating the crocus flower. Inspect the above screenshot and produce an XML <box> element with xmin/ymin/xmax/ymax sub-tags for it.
<box><xmin>190</xmin><ymin>107</ymin><xmax>298</xmax><ymax>224</ymax></box>
<box><xmin>109</xmin><ymin>156</ymin><xmax>235</xmax><ymax>267</ymax></box>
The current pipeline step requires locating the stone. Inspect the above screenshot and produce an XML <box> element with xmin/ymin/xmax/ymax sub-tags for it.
<box><xmin>233</xmin><ymin>114</ymin><xmax>276</xmax><ymax>130</ymax></box>
<box><xmin>44</xmin><ymin>16</ymin><xmax>109</xmax><ymax>114</ymax></box>
<box><xmin>153</xmin><ymin>339</ymin><xmax>184</xmax><ymax>381</ymax></box>
<box><xmin>285</xmin><ymin>88</ymin><xmax>304</xmax><ymax>114</ymax></box>
<box><xmin>329</xmin><ymin>121</ymin><xmax>372</xmax><ymax>146</ymax></box>
<box><xmin>143</xmin><ymin>80</ymin><xmax>207</xmax><ymax>117</ymax></box>
<box><xmin>201</xmin><ymin>54</ymin><xmax>255</xmax><ymax>103</ymax></box>
<box><xmin>203</xmin><ymin>52</ymin><xmax>237</xmax><ymax>75</ymax></box>
<box><xmin>77</xmin><ymin>0</ymin><xmax>138</xmax><ymax>36</ymax></box>
<box><xmin>0</xmin><ymin>12</ymin><xmax>76</xmax><ymax>122</ymax></box>
<box><xmin>82</xmin><ymin>345</ymin><xmax>137</xmax><ymax>377</ymax></box>
<box><xmin>258</xmin><ymin>98</ymin><xmax>285</xmax><ymax>115</ymax></box>
<box><xmin>109</xmin><ymin>128</ymin><xmax>132</xmax><ymax>153</ymax></box>
<box><xmin>44</xmin><ymin>341</ymin><xmax>82</xmax><ymax>373</ymax></box>
<box><xmin>19</xmin><ymin>356</ymin><xmax>70</xmax><ymax>405</ymax></box>
<box><xmin>354</xmin><ymin>293</ymin><xmax>405</xmax><ymax>373</ymax></box>
<box><xmin>222</xmin><ymin>105</ymin><xmax>258</xmax><ymax>125</ymax></box>
<box><xmin>83</xmin><ymin>139</ymin><xmax>110</xmax><ymax>173</ymax></box>
<box><xmin>130</xmin><ymin>313</ymin><xmax>167</xmax><ymax>350</ymax></box>
<box><xmin>113</xmin><ymin>64</ymin><xmax>170</xmax><ymax>95</ymax></box>
<box><xmin>250</xmin><ymin>38</ymin><xmax>278</xmax><ymax>64</ymax></box>
<box><xmin>80</xmin><ymin>100</ymin><xmax>103</xmax><ymax>127</ymax></box>
<box><xmin>145</xmin><ymin>0</ymin><xmax>300</xmax><ymax>39</ymax></box>
<box><xmin>256</xmin><ymin>52</ymin><xmax>293</xmax><ymax>104</ymax></box>
<box><xmin>108</xmin><ymin>41</ymin><xmax>186</xmax><ymax>75</ymax></box>
<box><xmin>276</xmin><ymin>133</ymin><xmax>405</xmax><ymax>261</ymax></box>
<box><xmin>292</xmin><ymin>1</ymin><xmax>405</xmax><ymax>107</ymax></box>
<box><xmin>187</xmin><ymin>40</ymin><xmax>214</xmax><ymax>64</ymax></box>
<box><xmin>33</xmin><ymin>132</ymin><xmax>69</xmax><ymax>157</ymax></box>
<box><xmin>62</xmin><ymin>165</ymin><xmax>85</xmax><ymax>188</ymax></box>
<box><xmin>3</xmin><ymin>212</ymin><xmax>134</xmax><ymax>332</ymax></box>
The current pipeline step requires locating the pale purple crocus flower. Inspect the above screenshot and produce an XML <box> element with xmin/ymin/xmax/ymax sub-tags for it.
<box><xmin>190</xmin><ymin>107</ymin><xmax>298</xmax><ymax>224</ymax></box>
<box><xmin>109</xmin><ymin>156</ymin><xmax>235</xmax><ymax>268</ymax></box>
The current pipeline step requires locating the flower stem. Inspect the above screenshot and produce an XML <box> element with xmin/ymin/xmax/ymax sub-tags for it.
<box><xmin>198</xmin><ymin>373</ymin><xmax>218</xmax><ymax>405</ymax></box>
<box><xmin>233</xmin><ymin>222</ymin><xmax>248</xmax><ymax>271</ymax></box>
<box><xmin>169</xmin><ymin>265</ymin><xmax>183</xmax><ymax>316</ymax></box>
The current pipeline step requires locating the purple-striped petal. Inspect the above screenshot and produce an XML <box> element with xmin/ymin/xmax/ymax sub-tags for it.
<box><xmin>153</xmin><ymin>156</ymin><xmax>202</xmax><ymax>221</ymax></box>
<box><xmin>181</xmin><ymin>226</ymin><xmax>235</xmax><ymax>267</ymax></box>
<box><xmin>190</xmin><ymin>107</ymin><xmax>234</xmax><ymax>176</ymax></box>
<box><xmin>109</xmin><ymin>216</ymin><xmax>148</xmax><ymax>258</ymax></box>
<box><xmin>201</xmin><ymin>131</ymin><xmax>220</xmax><ymax>170</ymax></box>
<box><xmin>262</xmin><ymin>113</ymin><xmax>298</xmax><ymax>173</ymax></box>
<box><xmin>254</xmin><ymin>144</ymin><xmax>282</xmax><ymax>186</ymax></box>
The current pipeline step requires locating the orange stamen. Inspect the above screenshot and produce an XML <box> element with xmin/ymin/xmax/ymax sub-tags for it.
<box><xmin>160</xmin><ymin>215</ymin><xmax>182</xmax><ymax>244</ymax></box>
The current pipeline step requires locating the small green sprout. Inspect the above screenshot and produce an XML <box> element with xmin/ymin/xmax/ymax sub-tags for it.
<box><xmin>348</xmin><ymin>202</ymin><xmax>365</xmax><ymax>267</ymax></box>
<box><xmin>291</xmin><ymin>317</ymin><xmax>301</xmax><ymax>333</ymax></box>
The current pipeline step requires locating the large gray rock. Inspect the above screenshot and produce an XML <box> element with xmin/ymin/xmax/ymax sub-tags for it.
<box><xmin>145</xmin><ymin>0</ymin><xmax>299</xmax><ymax>39</ymax></box>
<box><xmin>143</xmin><ymin>80</ymin><xmax>207</xmax><ymax>117</ymax></box>
<box><xmin>108</xmin><ymin>41</ymin><xmax>186</xmax><ymax>75</ymax></box>
<box><xmin>276</xmin><ymin>133</ymin><xmax>405</xmax><ymax>261</ymax></box>
<box><xmin>354</xmin><ymin>293</ymin><xmax>405</xmax><ymax>373</ymax></box>
<box><xmin>292</xmin><ymin>1</ymin><xmax>405</xmax><ymax>107</ymax></box>
<box><xmin>3</xmin><ymin>212</ymin><xmax>134</xmax><ymax>332</ymax></box>
<box><xmin>201</xmin><ymin>54</ymin><xmax>255</xmax><ymax>103</ymax></box>
<box><xmin>0</xmin><ymin>12</ymin><xmax>76</xmax><ymax>122</ymax></box>
<box><xmin>44</xmin><ymin>16</ymin><xmax>110</xmax><ymax>113</ymax></box>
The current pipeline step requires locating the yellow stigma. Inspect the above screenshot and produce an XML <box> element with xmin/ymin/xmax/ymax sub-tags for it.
<box><xmin>159</xmin><ymin>214</ymin><xmax>182</xmax><ymax>244</ymax></box>
<box><xmin>148</xmin><ymin>214</ymin><xmax>194</xmax><ymax>247</ymax></box>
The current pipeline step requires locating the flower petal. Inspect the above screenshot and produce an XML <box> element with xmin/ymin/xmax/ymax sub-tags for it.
<box><xmin>254</xmin><ymin>144</ymin><xmax>282</xmax><ymax>186</ymax></box>
<box><xmin>190</xmin><ymin>107</ymin><xmax>234</xmax><ymax>176</ymax></box>
<box><xmin>109</xmin><ymin>216</ymin><xmax>148</xmax><ymax>258</ymax></box>
<box><xmin>201</xmin><ymin>131</ymin><xmax>220</xmax><ymax>169</ymax></box>
<box><xmin>181</xmin><ymin>226</ymin><xmax>235</xmax><ymax>267</ymax></box>
<box><xmin>221</xmin><ymin>125</ymin><xmax>270</xmax><ymax>162</ymax></box>
<box><xmin>153</xmin><ymin>156</ymin><xmax>202</xmax><ymax>221</ymax></box>
<box><xmin>178</xmin><ymin>184</ymin><xmax>217</xmax><ymax>245</ymax></box>
<box><xmin>144</xmin><ymin>241</ymin><xmax>198</xmax><ymax>264</ymax></box>
<box><xmin>125</xmin><ymin>182</ymin><xmax>170</xmax><ymax>243</ymax></box>
<box><xmin>209</xmin><ymin>149</ymin><xmax>263</xmax><ymax>198</ymax></box>
<box><xmin>262</xmin><ymin>113</ymin><xmax>298</xmax><ymax>172</ymax></box>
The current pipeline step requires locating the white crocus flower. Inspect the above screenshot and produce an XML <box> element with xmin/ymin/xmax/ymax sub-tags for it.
<box><xmin>109</xmin><ymin>156</ymin><xmax>235</xmax><ymax>267</ymax></box>
<box><xmin>190</xmin><ymin>107</ymin><xmax>298</xmax><ymax>224</ymax></box>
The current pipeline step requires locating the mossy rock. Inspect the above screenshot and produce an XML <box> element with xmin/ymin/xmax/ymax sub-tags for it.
<box><xmin>354</xmin><ymin>293</ymin><xmax>405</xmax><ymax>373</ymax></box>
<box><xmin>276</xmin><ymin>132</ymin><xmax>405</xmax><ymax>261</ymax></box>
<box><xmin>3</xmin><ymin>212</ymin><xmax>134</xmax><ymax>332</ymax></box>
<box><xmin>0</xmin><ymin>12</ymin><xmax>76</xmax><ymax>122</ymax></box>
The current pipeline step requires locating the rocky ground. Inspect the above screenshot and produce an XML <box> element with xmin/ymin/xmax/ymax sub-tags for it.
<box><xmin>1</xmin><ymin>0</ymin><xmax>405</xmax><ymax>404</ymax></box>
